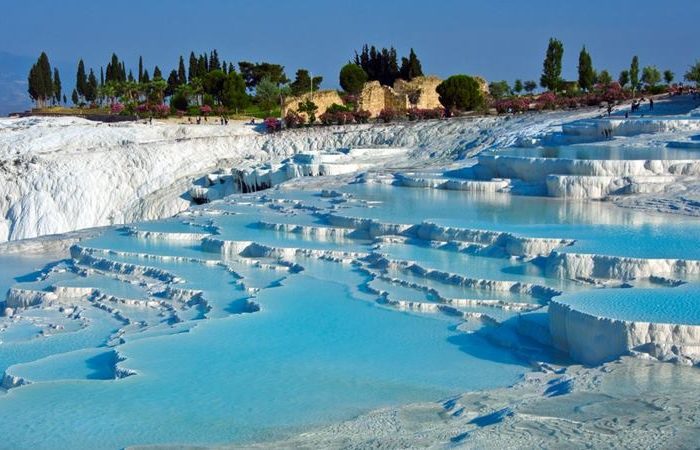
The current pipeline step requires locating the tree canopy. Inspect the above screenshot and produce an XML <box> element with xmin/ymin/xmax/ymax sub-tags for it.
<box><xmin>436</xmin><ymin>75</ymin><xmax>484</xmax><ymax>114</ymax></box>
<box><xmin>290</xmin><ymin>69</ymin><xmax>323</xmax><ymax>96</ymax></box>
<box><xmin>540</xmin><ymin>38</ymin><xmax>564</xmax><ymax>91</ymax></box>
<box><xmin>339</xmin><ymin>63</ymin><xmax>367</xmax><ymax>95</ymax></box>
<box><xmin>577</xmin><ymin>46</ymin><xmax>595</xmax><ymax>91</ymax></box>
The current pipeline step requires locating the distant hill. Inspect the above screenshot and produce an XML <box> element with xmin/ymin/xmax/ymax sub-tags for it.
<box><xmin>0</xmin><ymin>52</ymin><xmax>33</xmax><ymax>115</ymax></box>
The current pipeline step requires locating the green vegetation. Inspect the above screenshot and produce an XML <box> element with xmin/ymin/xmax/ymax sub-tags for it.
<box><xmin>630</xmin><ymin>56</ymin><xmax>640</xmax><ymax>95</ymax></box>
<box><xmin>436</xmin><ymin>75</ymin><xmax>484</xmax><ymax>115</ymax></box>
<box><xmin>339</xmin><ymin>63</ymin><xmax>367</xmax><ymax>95</ymax></box>
<box><xmin>540</xmin><ymin>38</ymin><xmax>564</xmax><ymax>91</ymax></box>
<box><xmin>352</xmin><ymin>45</ymin><xmax>423</xmax><ymax>86</ymax></box>
<box><xmin>488</xmin><ymin>80</ymin><xmax>510</xmax><ymax>100</ymax></box>
<box><xmin>577</xmin><ymin>46</ymin><xmax>595</xmax><ymax>92</ymax></box>
<box><xmin>684</xmin><ymin>61</ymin><xmax>700</xmax><ymax>87</ymax></box>
<box><xmin>27</xmin><ymin>52</ymin><xmax>54</xmax><ymax>107</ymax></box>
<box><xmin>641</xmin><ymin>66</ymin><xmax>661</xmax><ymax>89</ymax></box>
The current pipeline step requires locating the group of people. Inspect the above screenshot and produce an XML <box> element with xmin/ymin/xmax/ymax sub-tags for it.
<box><xmin>185</xmin><ymin>116</ymin><xmax>229</xmax><ymax>125</ymax></box>
<box><xmin>630</xmin><ymin>97</ymin><xmax>653</xmax><ymax>112</ymax></box>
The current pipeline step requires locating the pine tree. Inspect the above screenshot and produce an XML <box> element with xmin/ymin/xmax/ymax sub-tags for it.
<box><xmin>138</xmin><ymin>56</ymin><xmax>144</xmax><ymax>83</ymax></box>
<box><xmin>128</xmin><ymin>70</ymin><xmax>135</xmax><ymax>82</ymax></box>
<box><xmin>198</xmin><ymin>54</ymin><xmax>207</xmax><ymax>76</ymax></box>
<box><xmin>630</xmin><ymin>56</ymin><xmax>640</xmax><ymax>96</ymax></box>
<box><xmin>540</xmin><ymin>38</ymin><xmax>564</xmax><ymax>91</ymax></box>
<box><xmin>142</xmin><ymin>69</ymin><xmax>150</xmax><ymax>83</ymax></box>
<box><xmin>178</xmin><ymin>56</ymin><xmax>187</xmax><ymax>84</ymax></box>
<box><xmin>76</xmin><ymin>59</ymin><xmax>87</xmax><ymax>99</ymax></box>
<box><xmin>577</xmin><ymin>46</ymin><xmax>595</xmax><ymax>91</ymax></box>
<box><xmin>53</xmin><ymin>68</ymin><xmax>62</xmax><ymax>104</ymax></box>
<box><xmin>71</xmin><ymin>88</ymin><xmax>79</xmax><ymax>105</ymax></box>
<box><xmin>100</xmin><ymin>67</ymin><xmax>104</xmax><ymax>86</ymax></box>
<box><xmin>399</xmin><ymin>48</ymin><xmax>423</xmax><ymax>81</ymax></box>
<box><xmin>153</xmin><ymin>66</ymin><xmax>162</xmax><ymax>80</ymax></box>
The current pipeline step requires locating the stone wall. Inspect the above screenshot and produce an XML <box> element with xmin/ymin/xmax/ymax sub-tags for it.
<box><xmin>393</xmin><ymin>76</ymin><xmax>442</xmax><ymax>110</ymax></box>
<box><xmin>283</xmin><ymin>75</ymin><xmax>486</xmax><ymax>119</ymax></box>
<box><xmin>282</xmin><ymin>90</ymin><xmax>344</xmax><ymax>121</ymax></box>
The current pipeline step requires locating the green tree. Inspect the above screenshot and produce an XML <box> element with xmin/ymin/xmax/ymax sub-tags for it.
<box><xmin>166</xmin><ymin>70</ymin><xmax>179</xmax><ymax>97</ymax></box>
<box><xmin>399</xmin><ymin>48</ymin><xmax>423</xmax><ymax>81</ymax></box>
<box><xmin>178</xmin><ymin>56</ymin><xmax>187</xmax><ymax>84</ymax></box>
<box><xmin>53</xmin><ymin>68</ymin><xmax>61</xmax><ymax>104</ymax></box>
<box><xmin>663</xmin><ymin>70</ymin><xmax>674</xmax><ymax>85</ymax></box>
<box><xmin>188</xmin><ymin>52</ymin><xmax>198</xmax><ymax>82</ymax></box>
<box><xmin>76</xmin><ymin>59</ymin><xmax>87</xmax><ymax>99</ymax></box>
<box><xmin>71</xmin><ymin>88</ymin><xmax>79</xmax><ymax>105</ymax></box>
<box><xmin>27</xmin><ymin>52</ymin><xmax>53</xmax><ymax>107</ymax></box>
<box><xmin>289</xmin><ymin>69</ymin><xmax>322</xmax><ymax>96</ymax></box>
<box><xmin>203</xmin><ymin>69</ymin><xmax>227</xmax><ymax>102</ymax></box>
<box><xmin>62</xmin><ymin>94</ymin><xmax>66</xmax><ymax>104</ymax></box>
<box><xmin>630</xmin><ymin>56</ymin><xmax>640</xmax><ymax>95</ymax></box>
<box><xmin>577</xmin><ymin>46</ymin><xmax>595</xmax><ymax>91</ymax></box>
<box><xmin>685</xmin><ymin>61</ymin><xmax>700</xmax><ymax>87</ymax></box>
<box><xmin>255</xmin><ymin>76</ymin><xmax>281</xmax><ymax>114</ymax></box>
<box><xmin>138</xmin><ymin>56</ymin><xmax>144</xmax><ymax>83</ymax></box>
<box><xmin>524</xmin><ymin>80</ymin><xmax>537</xmax><ymax>94</ymax></box>
<box><xmin>298</xmin><ymin>99</ymin><xmax>319</xmax><ymax>125</ymax></box>
<box><xmin>153</xmin><ymin>66</ymin><xmax>163</xmax><ymax>80</ymax></box>
<box><xmin>222</xmin><ymin>72</ymin><xmax>249</xmax><ymax>111</ymax></box>
<box><xmin>540</xmin><ymin>38</ymin><xmax>564</xmax><ymax>91</ymax></box>
<box><xmin>641</xmin><ymin>65</ymin><xmax>661</xmax><ymax>89</ymax></box>
<box><xmin>238</xmin><ymin>62</ymin><xmax>288</xmax><ymax>90</ymax></box>
<box><xmin>618</xmin><ymin>70</ymin><xmax>630</xmax><ymax>88</ymax></box>
<box><xmin>436</xmin><ymin>75</ymin><xmax>484</xmax><ymax>115</ymax></box>
<box><xmin>488</xmin><ymin>80</ymin><xmax>510</xmax><ymax>99</ymax></box>
<box><xmin>597</xmin><ymin>70</ymin><xmax>612</xmax><ymax>86</ymax></box>
<box><xmin>339</xmin><ymin>63</ymin><xmax>367</xmax><ymax>95</ymax></box>
<box><xmin>85</xmin><ymin>69</ymin><xmax>98</xmax><ymax>103</ymax></box>
<box><xmin>513</xmin><ymin>79</ymin><xmax>523</xmax><ymax>94</ymax></box>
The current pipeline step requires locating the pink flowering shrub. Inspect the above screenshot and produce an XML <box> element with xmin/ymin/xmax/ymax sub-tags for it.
<box><xmin>284</xmin><ymin>111</ymin><xmax>304</xmax><ymax>128</ymax></box>
<box><xmin>110</xmin><ymin>102</ymin><xmax>125</xmax><ymax>114</ymax></box>
<box><xmin>536</xmin><ymin>92</ymin><xmax>558</xmax><ymax>110</ymax></box>
<box><xmin>492</xmin><ymin>97</ymin><xmax>530</xmax><ymax>114</ymax></box>
<box><xmin>152</xmin><ymin>104</ymin><xmax>170</xmax><ymax>118</ymax></box>
<box><xmin>319</xmin><ymin>111</ymin><xmax>356</xmax><ymax>125</ymax></box>
<box><xmin>378</xmin><ymin>108</ymin><xmax>401</xmax><ymax>123</ymax></box>
<box><xmin>200</xmin><ymin>105</ymin><xmax>212</xmax><ymax>115</ymax></box>
<box><xmin>264</xmin><ymin>117</ymin><xmax>281</xmax><ymax>132</ymax></box>
<box><xmin>353</xmin><ymin>110</ymin><xmax>371</xmax><ymax>124</ymax></box>
<box><xmin>136</xmin><ymin>103</ymin><xmax>149</xmax><ymax>114</ymax></box>
<box><xmin>407</xmin><ymin>107</ymin><xmax>445</xmax><ymax>120</ymax></box>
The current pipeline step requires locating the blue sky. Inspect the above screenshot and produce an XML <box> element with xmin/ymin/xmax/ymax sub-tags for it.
<box><xmin>0</xmin><ymin>0</ymin><xmax>698</xmax><ymax>112</ymax></box>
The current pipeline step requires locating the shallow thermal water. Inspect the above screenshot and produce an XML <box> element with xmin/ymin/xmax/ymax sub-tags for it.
<box><xmin>1</xmin><ymin>180</ymin><xmax>699</xmax><ymax>448</ymax></box>
<box><xmin>487</xmin><ymin>144</ymin><xmax>700</xmax><ymax>160</ymax></box>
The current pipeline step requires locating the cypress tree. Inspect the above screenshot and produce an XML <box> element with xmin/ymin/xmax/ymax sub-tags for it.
<box><xmin>142</xmin><ymin>70</ymin><xmax>150</xmax><ymax>83</ymax></box>
<box><xmin>100</xmin><ymin>67</ymin><xmax>104</xmax><ymax>86</ymax></box>
<box><xmin>62</xmin><ymin>94</ymin><xmax>67</xmax><ymax>104</ymax></box>
<box><xmin>577</xmin><ymin>46</ymin><xmax>595</xmax><ymax>91</ymax></box>
<box><xmin>128</xmin><ymin>70</ymin><xmax>134</xmax><ymax>82</ymax></box>
<box><xmin>153</xmin><ymin>66</ymin><xmax>162</xmax><ymax>80</ymax></box>
<box><xmin>228</xmin><ymin>62</ymin><xmax>235</xmax><ymax>74</ymax></box>
<box><xmin>86</xmin><ymin>69</ymin><xmax>98</xmax><ymax>102</ymax></box>
<box><xmin>399</xmin><ymin>48</ymin><xmax>423</xmax><ymax>81</ymax></box>
<box><xmin>198</xmin><ymin>54</ymin><xmax>207</xmax><ymax>75</ymax></box>
<box><xmin>210</xmin><ymin>50</ymin><xmax>220</xmax><ymax>71</ymax></box>
<box><xmin>53</xmin><ymin>68</ymin><xmax>62</xmax><ymax>104</ymax></box>
<box><xmin>166</xmin><ymin>70</ymin><xmax>179</xmax><ymax>97</ymax></box>
<box><xmin>188</xmin><ymin>52</ymin><xmax>198</xmax><ymax>81</ymax></box>
<box><xmin>71</xmin><ymin>88</ymin><xmax>79</xmax><ymax>105</ymax></box>
<box><xmin>178</xmin><ymin>56</ymin><xmax>187</xmax><ymax>84</ymax></box>
<box><xmin>76</xmin><ymin>59</ymin><xmax>87</xmax><ymax>98</ymax></box>
<box><xmin>27</xmin><ymin>64</ymin><xmax>39</xmax><ymax>105</ymax></box>
<box><xmin>540</xmin><ymin>38</ymin><xmax>564</xmax><ymax>91</ymax></box>
<box><xmin>630</xmin><ymin>56</ymin><xmax>640</xmax><ymax>95</ymax></box>
<box><xmin>138</xmin><ymin>56</ymin><xmax>144</xmax><ymax>83</ymax></box>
